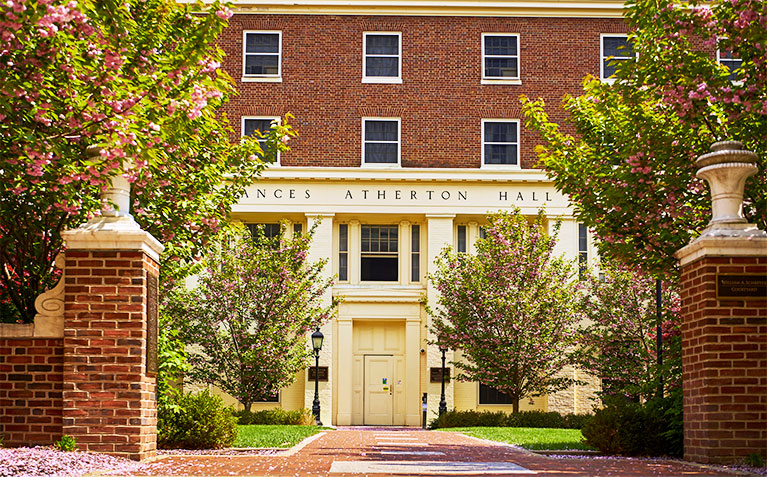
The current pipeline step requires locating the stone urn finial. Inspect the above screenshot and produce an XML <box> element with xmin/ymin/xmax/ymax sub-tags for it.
<box><xmin>695</xmin><ymin>141</ymin><xmax>758</xmax><ymax>226</ymax></box>
<box><xmin>87</xmin><ymin>146</ymin><xmax>131</xmax><ymax>218</ymax></box>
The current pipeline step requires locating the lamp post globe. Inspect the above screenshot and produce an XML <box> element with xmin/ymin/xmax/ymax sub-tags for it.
<box><xmin>311</xmin><ymin>328</ymin><xmax>323</xmax><ymax>426</ymax></box>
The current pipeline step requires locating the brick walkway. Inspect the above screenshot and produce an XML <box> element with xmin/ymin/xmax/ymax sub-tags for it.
<box><xmin>113</xmin><ymin>427</ymin><xmax>748</xmax><ymax>476</ymax></box>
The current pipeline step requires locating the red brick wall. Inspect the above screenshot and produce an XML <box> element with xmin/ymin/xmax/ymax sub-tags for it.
<box><xmin>62</xmin><ymin>250</ymin><xmax>158</xmax><ymax>460</ymax></box>
<box><xmin>0</xmin><ymin>338</ymin><xmax>63</xmax><ymax>446</ymax></box>
<box><xmin>680</xmin><ymin>255</ymin><xmax>767</xmax><ymax>464</ymax></box>
<box><xmin>219</xmin><ymin>14</ymin><xmax>627</xmax><ymax>168</ymax></box>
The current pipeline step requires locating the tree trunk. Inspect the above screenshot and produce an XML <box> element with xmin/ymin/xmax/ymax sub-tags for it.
<box><xmin>512</xmin><ymin>397</ymin><xmax>519</xmax><ymax>414</ymax></box>
<box><xmin>244</xmin><ymin>401</ymin><xmax>252</xmax><ymax>413</ymax></box>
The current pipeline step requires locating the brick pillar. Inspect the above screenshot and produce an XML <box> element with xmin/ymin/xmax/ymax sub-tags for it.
<box><xmin>61</xmin><ymin>217</ymin><xmax>163</xmax><ymax>460</ymax></box>
<box><xmin>676</xmin><ymin>240</ymin><xmax>767</xmax><ymax>464</ymax></box>
<box><xmin>675</xmin><ymin>141</ymin><xmax>767</xmax><ymax>464</ymax></box>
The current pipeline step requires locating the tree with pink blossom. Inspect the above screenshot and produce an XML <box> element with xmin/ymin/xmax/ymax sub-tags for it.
<box><xmin>165</xmin><ymin>223</ymin><xmax>337</xmax><ymax>412</ymax></box>
<box><xmin>574</xmin><ymin>264</ymin><xmax>682</xmax><ymax>402</ymax></box>
<box><xmin>0</xmin><ymin>0</ymin><xmax>295</xmax><ymax>322</ymax></box>
<box><xmin>428</xmin><ymin>209</ymin><xmax>584</xmax><ymax>413</ymax></box>
<box><xmin>522</xmin><ymin>0</ymin><xmax>766</xmax><ymax>276</ymax></box>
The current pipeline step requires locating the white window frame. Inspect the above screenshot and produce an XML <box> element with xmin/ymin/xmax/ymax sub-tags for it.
<box><xmin>242</xmin><ymin>30</ymin><xmax>282</xmax><ymax>83</ymax></box>
<box><xmin>242</xmin><ymin>116</ymin><xmax>281</xmax><ymax>165</ymax></box>
<box><xmin>361</xmin><ymin>117</ymin><xmax>401</xmax><ymax>168</ymax></box>
<box><xmin>716</xmin><ymin>48</ymin><xmax>743</xmax><ymax>83</ymax></box>
<box><xmin>481</xmin><ymin>119</ymin><xmax>520</xmax><ymax>169</ymax></box>
<box><xmin>362</xmin><ymin>32</ymin><xmax>402</xmax><ymax>84</ymax></box>
<box><xmin>481</xmin><ymin>33</ymin><xmax>521</xmax><ymax>85</ymax></box>
<box><xmin>360</xmin><ymin>223</ymin><xmax>400</xmax><ymax>283</ymax></box>
<box><xmin>600</xmin><ymin>34</ymin><xmax>634</xmax><ymax>83</ymax></box>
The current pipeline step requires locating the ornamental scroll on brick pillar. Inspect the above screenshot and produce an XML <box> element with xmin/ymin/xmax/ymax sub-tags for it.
<box><xmin>61</xmin><ymin>155</ymin><xmax>163</xmax><ymax>461</ymax></box>
<box><xmin>674</xmin><ymin>141</ymin><xmax>767</xmax><ymax>465</ymax></box>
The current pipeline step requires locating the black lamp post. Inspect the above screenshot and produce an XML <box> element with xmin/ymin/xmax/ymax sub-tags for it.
<box><xmin>439</xmin><ymin>345</ymin><xmax>448</xmax><ymax>416</ymax></box>
<box><xmin>311</xmin><ymin>327</ymin><xmax>324</xmax><ymax>426</ymax></box>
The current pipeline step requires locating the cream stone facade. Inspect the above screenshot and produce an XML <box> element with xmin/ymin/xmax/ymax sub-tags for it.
<box><xmin>227</xmin><ymin>167</ymin><xmax>601</xmax><ymax>425</ymax></box>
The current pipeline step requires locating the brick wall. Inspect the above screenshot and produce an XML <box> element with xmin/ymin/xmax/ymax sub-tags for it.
<box><xmin>62</xmin><ymin>250</ymin><xmax>158</xmax><ymax>460</ymax></box>
<box><xmin>0</xmin><ymin>338</ymin><xmax>63</xmax><ymax>446</ymax></box>
<box><xmin>219</xmin><ymin>14</ymin><xmax>627</xmax><ymax>168</ymax></box>
<box><xmin>680</xmin><ymin>255</ymin><xmax>767</xmax><ymax>464</ymax></box>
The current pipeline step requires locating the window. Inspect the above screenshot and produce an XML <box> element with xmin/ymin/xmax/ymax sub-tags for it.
<box><xmin>482</xmin><ymin>120</ymin><xmax>519</xmax><ymax>167</ymax></box>
<box><xmin>293</xmin><ymin>223</ymin><xmax>303</xmax><ymax>236</ymax></box>
<box><xmin>456</xmin><ymin>225</ymin><xmax>467</xmax><ymax>253</ymax></box>
<box><xmin>242</xmin><ymin>117</ymin><xmax>280</xmax><ymax>164</ymax></box>
<box><xmin>243</xmin><ymin>31</ymin><xmax>281</xmax><ymax>81</ymax></box>
<box><xmin>247</xmin><ymin>223</ymin><xmax>281</xmax><ymax>239</ymax></box>
<box><xmin>338</xmin><ymin>224</ymin><xmax>348</xmax><ymax>282</ymax></box>
<box><xmin>578</xmin><ymin>223</ymin><xmax>588</xmax><ymax>279</ymax></box>
<box><xmin>363</xmin><ymin>32</ymin><xmax>401</xmax><ymax>82</ymax></box>
<box><xmin>479</xmin><ymin>383</ymin><xmax>514</xmax><ymax>405</ymax></box>
<box><xmin>411</xmin><ymin>225</ymin><xmax>420</xmax><ymax>282</ymax></box>
<box><xmin>361</xmin><ymin>225</ymin><xmax>398</xmax><ymax>281</ymax></box>
<box><xmin>482</xmin><ymin>34</ymin><xmax>520</xmax><ymax>82</ymax></box>
<box><xmin>717</xmin><ymin>49</ymin><xmax>742</xmax><ymax>82</ymax></box>
<box><xmin>479</xmin><ymin>226</ymin><xmax>487</xmax><ymax>240</ymax></box>
<box><xmin>259</xmin><ymin>392</ymin><xmax>279</xmax><ymax>403</ymax></box>
<box><xmin>362</xmin><ymin>118</ymin><xmax>400</xmax><ymax>166</ymax></box>
<box><xmin>601</xmin><ymin>34</ymin><xmax>634</xmax><ymax>81</ymax></box>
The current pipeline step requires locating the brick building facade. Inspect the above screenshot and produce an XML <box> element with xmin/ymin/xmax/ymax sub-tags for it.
<box><xmin>212</xmin><ymin>1</ymin><xmax>628</xmax><ymax>425</ymax></box>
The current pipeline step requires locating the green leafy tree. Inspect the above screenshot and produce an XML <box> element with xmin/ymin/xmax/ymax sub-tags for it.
<box><xmin>0</xmin><ymin>0</ymin><xmax>296</xmax><ymax>322</ymax></box>
<box><xmin>166</xmin><ymin>223</ymin><xmax>337</xmax><ymax>412</ymax></box>
<box><xmin>428</xmin><ymin>209</ymin><xmax>584</xmax><ymax>413</ymax></box>
<box><xmin>522</xmin><ymin>0</ymin><xmax>766</xmax><ymax>277</ymax></box>
<box><xmin>574</xmin><ymin>264</ymin><xmax>682</xmax><ymax>402</ymax></box>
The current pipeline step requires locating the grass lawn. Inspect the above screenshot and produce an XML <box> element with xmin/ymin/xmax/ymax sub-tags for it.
<box><xmin>234</xmin><ymin>425</ymin><xmax>329</xmax><ymax>448</ymax></box>
<box><xmin>438</xmin><ymin>427</ymin><xmax>593</xmax><ymax>451</ymax></box>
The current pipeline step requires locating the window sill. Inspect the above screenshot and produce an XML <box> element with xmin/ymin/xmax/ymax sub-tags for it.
<box><xmin>361</xmin><ymin>162</ymin><xmax>401</xmax><ymax>168</ymax></box>
<box><xmin>481</xmin><ymin>163</ymin><xmax>521</xmax><ymax>170</ymax></box>
<box><xmin>362</xmin><ymin>77</ymin><xmax>403</xmax><ymax>84</ymax></box>
<box><xmin>241</xmin><ymin>76</ymin><xmax>282</xmax><ymax>83</ymax></box>
<box><xmin>481</xmin><ymin>78</ymin><xmax>522</xmax><ymax>85</ymax></box>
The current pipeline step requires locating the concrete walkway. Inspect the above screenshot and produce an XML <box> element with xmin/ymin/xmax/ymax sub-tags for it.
<box><xmin>114</xmin><ymin>427</ymin><xmax>751</xmax><ymax>476</ymax></box>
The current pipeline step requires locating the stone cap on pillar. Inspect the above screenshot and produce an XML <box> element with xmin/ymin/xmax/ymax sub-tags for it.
<box><xmin>62</xmin><ymin>219</ymin><xmax>164</xmax><ymax>262</ymax></box>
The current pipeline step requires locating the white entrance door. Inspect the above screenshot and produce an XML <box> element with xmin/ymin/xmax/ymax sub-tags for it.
<box><xmin>364</xmin><ymin>355</ymin><xmax>394</xmax><ymax>425</ymax></box>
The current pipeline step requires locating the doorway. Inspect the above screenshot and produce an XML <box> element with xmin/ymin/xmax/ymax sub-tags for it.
<box><xmin>364</xmin><ymin>355</ymin><xmax>394</xmax><ymax>425</ymax></box>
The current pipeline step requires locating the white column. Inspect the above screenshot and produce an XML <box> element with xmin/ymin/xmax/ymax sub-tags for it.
<box><xmin>405</xmin><ymin>316</ymin><xmax>422</xmax><ymax>426</ymax></box>
<box><xmin>349</xmin><ymin>220</ymin><xmax>361</xmax><ymax>285</ymax></box>
<box><xmin>305</xmin><ymin>213</ymin><xmax>334</xmax><ymax>425</ymax></box>
<box><xmin>425</xmin><ymin>214</ymin><xmax>455</xmax><ymax>420</ymax></box>
<box><xmin>336</xmin><ymin>317</ymin><xmax>353</xmax><ymax>425</ymax></box>
<box><xmin>399</xmin><ymin>221</ymin><xmax>410</xmax><ymax>285</ymax></box>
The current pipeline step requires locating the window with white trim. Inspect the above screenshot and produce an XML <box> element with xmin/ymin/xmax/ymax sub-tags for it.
<box><xmin>361</xmin><ymin>225</ymin><xmax>398</xmax><ymax>282</ymax></box>
<box><xmin>717</xmin><ymin>49</ymin><xmax>742</xmax><ymax>82</ymax></box>
<box><xmin>243</xmin><ymin>31</ymin><xmax>281</xmax><ymax>80</ymax></box>
<box><xmin>242</xmin><ymin>117</ymin><xmax>279</xmax><ymax>164</ymax></box>
<box><xmin>338</xmin><ymin>224</ymin><xmax>349</xmax><ymax>282</ymax></box>
<box><xmin>410</xmin><ymin>225</ymin><xmax>420</xmax><ymax>283</ymax></box>
<box><xmin>600</xmin><ymin>34</ymin><xmax>634</xmax><ymax>81</ymax></box>
<box><xmin>363</xmin><ymin>32</ymin><xmax>401</xmax><ymax>82</ymax></box>
<box><xmin>482</xmin><ymin>120</ymin><xmax>519</xmax><ymax>167</ymax></box>
<box><xmin>362</xmin><ymin>118</ymin><xmax>400</xmax><ymax>165</ymax></box>
<box><xmin>482</xmin><ymin>34</ymin><xmax>520</xmax><ymax>81</ymax></box>
<box><xmin>456</xmin><ymin>225</ymin><xmax>467</xmax><ymax>253</ymax></box>
<box><xmin>578</xmin><ymin>223</ymin><xmax>588</xmax><ymax>280</ymax></box>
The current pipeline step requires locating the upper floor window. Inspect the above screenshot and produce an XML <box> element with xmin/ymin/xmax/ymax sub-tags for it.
<box><xmin>362</xmin><ymin>118</ymin><xmax>400</xmax><ymax>166</ymax></box>
<box><xmin>600</xmin><ymin>34</ymin><xmax>633</xmax><ymax>81</ymax></box>
<box><xmin>243</xmin><ymin>31</ymin><xmax>281</xmax><ymax>81</ymax></box>
<box><xmin>482</xmin><ymin>120</ymin><xmax>519</xmax><ymax>167</ymax></box>
<box><xmin>717</xmin><ymin>49</ymin><xmax>742</xmax><ymax>82</ymax></box>
<box><xmin>482</xmin><ymin>34</ymin><xmax>520</xmax><ymax>83</ymax></box>
<box><xmin>242</xmin><ymin>117</ymin><xmax>280</xmax><ymax>164</ymax></box>
<box><xmin>361</xmin><ymin>225</ymin><xmax>398</xmax><ymax>282</ymax></box>
<box><xmin>363</xmin><ymin>32</ymin><xmax>402</xmax><ymax>83</ymax></box>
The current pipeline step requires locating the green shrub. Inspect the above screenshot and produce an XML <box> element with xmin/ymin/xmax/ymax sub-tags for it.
<box><xmin>581</xmin><ymin>391</ymin><xmax>682</xmax><ymax>457</ymax></box>
<box><xmin>429</xmin><ymin>409</ymin><xmax>591</xmax><ymax>430</ymax></box>
<box><xmin>234</xmin><ymin>408</ymin><xmax>314</xmax><ymax>425</ymax></box>
<box><xmin>53</xmin><ymin>435</ymin><xmax>77</xmax><ymax>452</ymax></box>
<box><xmin>158</xmin><ymin>389</ymin><xmax>238</xmax><ymax>449</ymax></box>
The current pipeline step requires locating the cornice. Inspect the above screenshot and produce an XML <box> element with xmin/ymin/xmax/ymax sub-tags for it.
<box><xmin>258</xmin><ymin>166</ymin><xmax>553</xmax><ymax>183</ymax></box>
<box><xmin>188</xmin><ymin>0</ymin><xmax>625</xmax><ymax>18</ymax></box>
